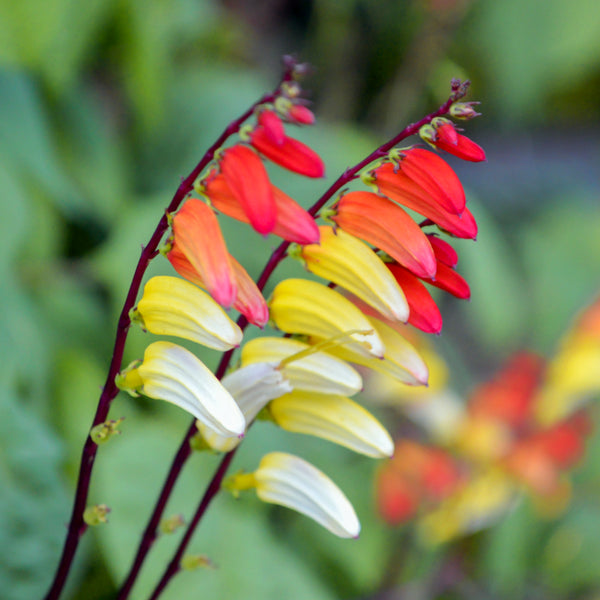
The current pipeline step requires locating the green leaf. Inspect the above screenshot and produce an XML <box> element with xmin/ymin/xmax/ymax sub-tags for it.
<box><xmin>0</xmin><ymin>384</ymin><xmax>69</xmax><ymax>600</ymax></box>
<box><xmin>94</xmin><ymin>413</ymin><xmax>336</xmax><ymax>599</ymax></box>
<box><xmin>481</xmin><ymin>499</ymin><xmax>543</xmax><ymax>595</ymax></box>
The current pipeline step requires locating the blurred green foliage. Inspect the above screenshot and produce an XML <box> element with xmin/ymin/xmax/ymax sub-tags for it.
<box><xmin>1</xmin><ymin>0</ymin><xmax>599</xmax><ymax>599</ymax></box>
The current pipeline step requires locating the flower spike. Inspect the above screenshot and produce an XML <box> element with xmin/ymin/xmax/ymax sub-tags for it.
<box><xmin>269</xmin><ymin>278</ymin><xmax>385</xmax><ymax>359</ymax></box>
<box><xmin>228</xmin><ymin>452</ymin><xmax>361</xmax><ymax>538</ymax></box>
<box><xmin>131</xmin><ymin>276</ymin><xmax>243</xmax><ymax>350</ymax></box>
<box><xmin>296</xmin><ymin>225</ymin><xmax>409</xmax><ymax>322</ymax></box>
<box><xmin>169</xmin><ymin>198</ymin><xmax>237</xmax><ymax>308</ymax></box>
<box><xmin>220</xmin><ymin>145</ymin><xmax>277</xmax><ymax>235</ymax></box>
<box><xmin>116</xmin><ymin>341</ymin><xmax>245</xmax><ymax>438</ymax></box>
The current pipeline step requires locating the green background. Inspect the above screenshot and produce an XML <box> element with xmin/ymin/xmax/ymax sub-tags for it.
<box><xmin>1</xmin><ymin>0</ymin><xmax>599</xmax><ymax>598</ymax></box>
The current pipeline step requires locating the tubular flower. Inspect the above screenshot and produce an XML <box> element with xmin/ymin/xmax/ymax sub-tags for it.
<box><xmin>169</xmin><ymin>198</ymin><xmax>237</xmax><ymax>308</ymax></box>
<box><xmin>328</xmin><ymin>191</ymin><xmax>437</xmax><ymax>278</ymax></box>
<box><xmin>220</xmin><ymin>145</ymin><xmax>276</xmax><ymax>235</ymax></box>
<box><xmin>295</xmin><ymin>226</ymin><xmax>409</xmax><ymax>322</ymax></box>
<box><xmin>241</xmin><ymin>336</ymin><xmax>363</xmax><ymax>396</ymax></box>
<box><xmin>167</xmin><ymin>239</ymin><xmax>269</xmax><ymax>328</ymax></box>
<box><xmin>227</xmin><ymin>452</ymin><xmax>360</xmax><ymax>538</ymax></box>
<box><xmin>131</xmin><ymin>276</ymin><xmax>243</xmax><ymax>350</ymax></box>
<box><xmin>196</xmin><ymin>363</ymin><xmax>292</xmax><ymax>452</ymax></box>
<box><xmin>257</xmin><ymin>109</ymin><xmax>286</xmax><ymax>145</ymax></box>
<box><xmin>115</xmin><ymin>341</ymin><xmax>245</xmax><ymax>438</ymax></box>
<box><xmin>426</xmin><ymin>234</ymin><xmax>458</xmax><ymax>267</ymax></box>
<box><xmin>372</xmin><ymin>163</ymin><xmax>478</xmax><ymax>239</ymax></box>
<box><xmin>391</xmin><ymin>148</ymin><xmax>466</xmax><ymax>215</ymax></box>
<box><xmin>266</xmin><ymin>390</ymin><xmax>394</xmax><ymax>458</ymax></box>
<box><xmin>423</xmin><ymin>120</ymin><xmax>486</xmax><ymax>162</ymax></box>
<box><xmin>385</xmin><ymin>264</ymin><xmax>443</xmax><ymax>334</ymax></box>
<box><xmin>202</xmin><ymin>172</ymin><xmax>320</xmax><ymax>245</ymax></box>
<box><xmin>287</xmin><ymin>104</ymin><xmax>315</xmax><ymax>125</ymax></box>
<box><xmin>249</xmin><ymin>126</ymin><xmax>325</xmax><ymax>178</ymax></box>
<box><xmin>327</xmin><ymin>315</ymin><xmax>429</xmax><ymax>386</ymax></box>
<box><xmin>269</xmin><ymin>278</ymin><xmax>385</xmax><ymax>359</ymax></box>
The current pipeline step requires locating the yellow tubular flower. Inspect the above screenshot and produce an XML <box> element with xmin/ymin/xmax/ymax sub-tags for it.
<box><xmin>196</xmin><ymin>362</ymin><xmax>292</xmax><ymax>452</ymax></box>
<box><xmin>295</xmin><ymin>226</ymin><xmax>409</xmax><ymax>323</ymax></box>
<box><xmin>131</xmin><ymin>276</ymin><xmax>243</xmax><ymax>351</ymax></box>
<box><xmin>116</xmin><ymin>341</ymin><xmax>245</xmax><ymax>438</ymax></box>
<box><xmin>269</xmin><ymin>279</ymin><xmax>385</xmax><ymax>359</ymax></box>
<box><xmin>326</xmin><ymin>316</ymin><xmax>429</xmax><ymax>386</ymax></box>
<box><xmin>234</xmin><ymin>452</ymin><xmax>361</xmax><ymax>538</ymax></box>
<box><xmin>240</xmin><ymin>336</ymin><xmax>362</xmax><ymax>396</ymax></box>
<box><xmin>267</xmin><ymin>390</ymin><xmax>394</xmax><ymax>458</ymax></box>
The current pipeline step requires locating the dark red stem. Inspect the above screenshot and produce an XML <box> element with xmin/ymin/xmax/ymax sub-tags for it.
<box><xmin>42</xmin><ymin>65</ymin><xmax>298</xmax><ymax>600</ymax></box>
<box><xmin>139</xmin><ymin>83</ymin><xmax>469</xmax><ymax>600</ymax></box>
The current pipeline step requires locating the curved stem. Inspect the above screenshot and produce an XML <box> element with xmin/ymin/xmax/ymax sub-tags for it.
<box><xmin>42</xmin><ymin>70</ymin><xmax>294</xmax><ymax>600</ymax></box>
<box><xmin>139</xmin><ymin>83</ymin><xmax>468</xmax><ymax>600</ymax></box>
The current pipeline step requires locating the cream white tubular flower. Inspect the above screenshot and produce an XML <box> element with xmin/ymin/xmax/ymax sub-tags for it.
<box><xmin>268</xmin><ymin>390</ymin><xmax>394</xmax><ymax>458</ymax></box>
<box><xmin>131</xmin><ymin>276</ymin><xmax>243</xmax><ymax>350</ymax></box>
<box><xmin>196</xmin><ymin>362</ymin><xmax>292</xmax><ymax>452</ymax></box>
<box><xmin>116</xmin><ymin>341</ymin><xmax>245</xmax><ymax>438</ymax></box>
<box><xmin>240</xmin><ymin>336</ymin><xmax>363</xmax><ymax>396</ymax></box>
<box><xmin>230</xmin><ymin>452</ymin><xmax>360</xmax><ymax>538</ymax></box>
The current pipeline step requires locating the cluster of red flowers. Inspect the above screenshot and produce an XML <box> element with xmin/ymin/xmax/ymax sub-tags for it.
<box><xmin>322</xmin><ymin>118</ymin><xmax>485</xmax><ymax>336</ymax></box>
<box><xmin>376</xmin><ymin>350</ymin><xmax>593</xmax><ymax>534</ymax></box>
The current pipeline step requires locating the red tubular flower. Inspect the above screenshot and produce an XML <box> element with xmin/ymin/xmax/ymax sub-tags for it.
<box><xmin>433</xmin><ymin>131</ymin><xmax>486</xmax><ymax>162</ymax></box>
<box><xmin>257</xmin><ymin>109</ymin><xmax>286</xmax><ymax>145</ymax></box>
<box><xmin>167</xmin><ymin>239</ymin><xmax>269</xmax><ymax>328</ymax></box>
<box><xmin>250</xmin><ymin>126</ymin><xmax>325</xmax><ymax>178</ymax></box>
<box><xmin>426</xmin><ymin>234</ymin><xmax>458</xmax><ymax>267</ymax></box>
<box><xmin>204</xmin><ymin>173</ymin><xmax>320</xmax><ymax>245</ymax></box>
<box><xmin>330</xmin><ymin>191</ymin><xmax>437</xmax><ymax>279</ymax></box>
<box><xmin>169</xmin><ymin>199</ymin><xmax>237</xmax><ymax>308</ymax></box>
<box><xmin>373</xmin><ymin>163</ymin><xmax>478</xmax><ymax>239</ymax></box>
<box><xmin>435</xmin><ymin>122</ymin><xmax>459</xmax><ymax>146</ymax></box>
<box><xmin>423</xmin><ymin>262</ymin><xmax>470</xmax><ymax>300</ymax></box>
<box><xmin>386</xmin><ymin>263</ymin><xmax>443</xmax><ymax>334</ymax></box>
<box><xmin>220</xmin><ymin>145</ymin><xmax>276</xmax><ymax>236</ymax></box>
<box><xmin>398</xmin><ymin>148</ymin><xmax>466</xmax><ymax>215</ymax></box>
<box><xmin>287</xmin><ymin>104</ymin><xmax>315</xmax><ymax>125</ymax></box>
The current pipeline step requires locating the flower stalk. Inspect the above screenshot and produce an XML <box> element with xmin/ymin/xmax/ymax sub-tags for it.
<box><xmin>47</xmin><ymin>60</ymin><xmax>477</xmax><ymax>600</ymax></box>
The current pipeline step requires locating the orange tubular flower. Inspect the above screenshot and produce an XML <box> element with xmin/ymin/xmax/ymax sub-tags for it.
<box><xmin>373</xmin><ymin>163</ymin><xmax>478</xmax><ymax>239</ymax></box>
<box><xmin>167</xmin><ymin>239</ymin><xmax>269</xmax><ymax>328</ymax></box>
<box><xmin>250</xmin><ymin>126</ymin><xmax>325</xmax><ymax>178</ymax></box>
<box><xmin>386</xmin><ymin>263</ymin><xmax>443</xmax><ymax>334</ymax></box>
<box><xmin>204</xmin><ymin>173</ymin><xmax>320</xmax><ymax>245</ymax></box>
<box><xmin>396</xmin><ymin>148</ymin><xmax>466</xmax><ymax>215</ymax></box>
<box><xmin>220</xmin><ymin>145</ymin><xmax>276</xmax><ymax>236</ymax></box>
<box><xmin>170</xmin><ymin>199</ymin><xmax>237</xmax><ymax>308</ymax></box>
<box><xmin>330</xmin><ymin>191</ymin><xmax>437</xmax><ymax>279</ymax></box>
